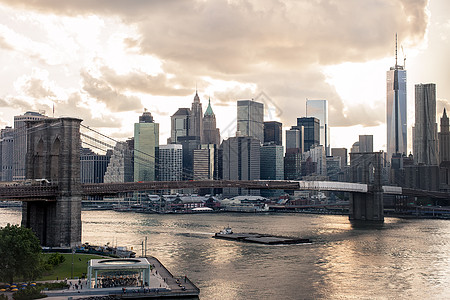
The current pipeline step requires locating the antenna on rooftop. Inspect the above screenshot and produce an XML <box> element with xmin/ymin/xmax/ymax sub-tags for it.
<box><xmin>395</xmin><ymin>33</ymin><xmax>398</xmax><ymax>68</ymax></box>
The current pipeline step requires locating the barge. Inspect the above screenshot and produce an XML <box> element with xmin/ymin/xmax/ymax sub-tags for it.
<box><xmin>213</xmin><ymin>228</ymin><xmax>310</xmax><ymax>245</ymax></box>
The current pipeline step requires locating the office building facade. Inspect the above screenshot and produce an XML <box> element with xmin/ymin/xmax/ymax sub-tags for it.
<box><xmin>237</xmin><ymin>100</ymin><xmax>264</xmax><ymax>142</ymax></box>
<box><xmin>303</xmin><ymin>145</ymin><xmax>326</xmax><ymax>176</ymax></box>
<box><xmin>260</xmin><ymin>144</ymin><xmax>284</xmax><ymax>197</ymax></box>
<box><xmin>331</xmin><ymin>148</ymin><xmax>348</xmax><ymax>167</ymax></box>
<box><xmin>193</xmin><ymin>144</ymin><xmax>219</xmax><ymax>181</ymax></box>
<box><xmin>413</xmin><ymin>83</ymin><xmax>438</xmax><ymax>165</ymax></box>
<box><xmin>264</xmin><ymin>121</ymin><xmax>282</xmax><ymax>145</ymax></box>
<box><xmin>306</xmin><ymin>99</ymin><xmax>330</xmax><ymax>155</ymax></box>
<box><xmin>104</xmin><ymin>141</ymin><xmax>134</xmax><ymax>183</ymax></box>
<box><xmin>260</xmin><ymin>144</ymin><xmax>284</xmax><ymax>180</ymax></box>
<box><xmin>286</xmin><ymin>127</ymin><xmax>304</xmax><ymax>152</ymax></box>
<box><xmin>134</xmin><ymin>110</ymin><xmax>159</xmax><ymax>182</ymax></box>
<box><xmin>0</xmin><ymin>127</ymin><xmax>14</xmax><ymax>181</ymax></box>
<box><xmin>159</xmin><ymin>144</ymin><xmax>183</xmax><ymax>181</ymax></box>
<box><xmin>359</xmin><ymin>135</ymin><xmax>374</xmax><ymax>153</ymax></box>
<box><xmin>221</xmin><ymin>136</ymin><xmax>260</xmax><ymax>197</ymax></box>
<box><xmin>80</xmin><ymin>148</ymin><xmax>112</xmax><ymax>183</ymax></box>
<box><xmin>284</xmin><ymin>127</ymin><xmax>304</xmax><ymax>180</ymax></box>
<box><xmin>170</xmin><ymin>108</ymin><xmax>190</xmax><ymax>144</ymax></box>
<box><xmin>296</xmin><ymin>117</ymin><xmax>320</xmax><ymax>152</ymax></box>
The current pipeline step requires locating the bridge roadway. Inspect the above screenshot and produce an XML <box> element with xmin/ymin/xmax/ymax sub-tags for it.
<box><xmin>1</xmin><ymin>179</ymin><xmax>445</xmax><ymax>201</ymax></box>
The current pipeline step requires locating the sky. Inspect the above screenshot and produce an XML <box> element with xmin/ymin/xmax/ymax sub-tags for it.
<box><xmin>0</xmin><ymin>0</ymin><xmax>449</xmax><ymax>153</ymax></box>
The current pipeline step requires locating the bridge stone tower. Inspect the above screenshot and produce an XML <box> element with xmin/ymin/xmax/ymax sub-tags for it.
<box><xmin>22</xmin><ymin>117</ymin><xmax>82</xmax><ymax>247</ymax></box>
<box><xmin>349</xmin><ymin>152</ymin><xmax>384</xmax><ymax>222</ymax></box>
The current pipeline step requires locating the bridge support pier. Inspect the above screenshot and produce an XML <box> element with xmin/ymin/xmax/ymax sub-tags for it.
<box><xmin>349</xmin><ymin>192</ymin><xmax>384</xmax><ymax>222</ymax></box>
<box><xmin>22</xmin><ymin>118</ymin><xmax>82</xmax><ymax>247</ymax></box>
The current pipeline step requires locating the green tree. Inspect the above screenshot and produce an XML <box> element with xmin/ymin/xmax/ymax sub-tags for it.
<box><xmin>0</xmin><ymin>224</ymin><xmax>42</xmax><ymax>283</ymax></box>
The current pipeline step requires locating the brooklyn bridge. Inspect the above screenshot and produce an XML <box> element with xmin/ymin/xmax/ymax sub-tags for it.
<box><xmin>0</xmin><ymin>117</ymin><xmax>448</xmax><ymax>247</ymax></box>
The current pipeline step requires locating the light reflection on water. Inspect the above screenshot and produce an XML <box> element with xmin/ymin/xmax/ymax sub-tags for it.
<box><xmin>1</xmin><ymin>208</ymin><xmax>449</xmax><ymax>299</ymax></box>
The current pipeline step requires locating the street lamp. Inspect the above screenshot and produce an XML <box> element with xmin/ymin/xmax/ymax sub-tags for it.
<box><xmin>71</xmin><ymin>247</ymin><xmax>75</xmax><ymax>279</ymax></box>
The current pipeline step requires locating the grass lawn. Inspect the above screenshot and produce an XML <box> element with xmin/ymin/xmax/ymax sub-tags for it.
<box><xmin>38</xmin><ymin>253</ymin><xmax>109</xmax><ymax>281</ymax></box>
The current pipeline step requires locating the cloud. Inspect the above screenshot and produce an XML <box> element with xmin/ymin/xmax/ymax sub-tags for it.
<box><xmin>0</xmin><ymin>0</ymin><xmax>430</xmax><ymax>129</ymax></box>
<box><xmin>97</xmin><ymin>66</ymin><xmax>192</xmax><ymax>96</ymax></box>
<box><xmin>0</xmin><ymin>96</ymin><xmax>34</xmax><ymax>111</ymax></box>
<box><xmin>436</xmin><ymin>98</ymin><xmax>450</xmax><ymax>120</ymax></box>
<box><xmin>0</xmin><ymin>35</ymin><xmax>14</xmax><ymax>50</ymax></box>
<box><xmin>55</xmin><ymin>93</ymin><xmax>124</xmax><ymax>128</ymax></box>
<box><xmin>0</xmin><ymin>1</ymin><xmax>429</xmax><ymax>70</ymax></box>
<box><xmin>80</xmin><ymin>70</ymin><xmax>143</xmax><ymax>113</ymax></box>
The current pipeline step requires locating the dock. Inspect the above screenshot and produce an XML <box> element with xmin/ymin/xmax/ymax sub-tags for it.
<box><xmin>213</xmin><ymin>233</ymin><xmax>310</xmax><ymax>245</ymax></box>
<box><xmin>43</xmin><ymin>256</ymin><xmax>199</xmax><ymax>299</ymax></box>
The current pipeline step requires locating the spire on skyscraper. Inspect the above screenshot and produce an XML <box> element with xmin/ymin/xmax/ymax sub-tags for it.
<box><xmin>395</xmin><ymin>32</ymin><xmax>398</xmax><ymax>68</ymax></box>
<box><xmin>204</xmin><ymin>97</ymin><xmax>214</xmax><ymax>116</ymax></box>
<box><xmin>194</xmin><ymin>90</ymin><xmax>200</xmax><ymax>103</ymax></box>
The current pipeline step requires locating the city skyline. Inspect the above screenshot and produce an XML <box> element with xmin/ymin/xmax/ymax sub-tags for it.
<box><xmin>0</xmin><ymin>1</ymin><xmax>449</xmax><ymax>153</ymax></box>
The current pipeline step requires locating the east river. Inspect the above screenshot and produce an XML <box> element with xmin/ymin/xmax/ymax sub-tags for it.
<box><xmin>1</xmin><ymin>208</ymin><xmax>449</xmax><ymax>299</ymax></box>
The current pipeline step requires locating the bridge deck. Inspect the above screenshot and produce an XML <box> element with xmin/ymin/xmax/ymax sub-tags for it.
<box><xmin>0</xmin><ymin>180</ymin><xmax>448</xmax><ymax>200</ymax></box>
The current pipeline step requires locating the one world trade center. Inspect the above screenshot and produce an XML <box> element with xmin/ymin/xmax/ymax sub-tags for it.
<box><xmin>386</xmin><ymin>34</ymin><xmax>407</xmax><ymax>163</ymax></box>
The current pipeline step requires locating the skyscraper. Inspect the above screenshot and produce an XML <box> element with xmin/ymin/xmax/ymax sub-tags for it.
<box><xmin>386</xmin><ymin>35</ymin><xmax>407</xmax><ymax>163</ymax></box>
<box><xmin>260</xmin><ymin>144</ymin><xmax>284</xmax><ymax>197</ymax></box>
<box><xmin>80</xmin><ymin>147</ymin><xmax>111</xmax><ymax>183</ymax></box>
<box><xmin>203</xmin><ymin>98</ymin><xmax>221</xmax><ymax>145</ymax></box>
<box><xmin>264</xmin><ymin>121</ymin><xmax>282</xmax><ymax>145</ymax></box>
<box><xmin>439</xmin><ymin>108</ymin><xmax>450</xmax><ymax>163</ymax></box>
<box><xmin>237</xmin><ymin>100</ymin><xmax>264</xmax><ymax>142</ymax></box>
<box><xmin>170</xmin><ymin>108</ymin><xmax>190</xmax><ymax>144</ymax></box>
<box><xmin>0</xmin><ymin>127</ymin><xmax>14</xmax><ymax>181</ymax></box>
<box><xmin>358</xmin><ymin>135</ymin><xmax>374</xmax><ymax>153</ymax></box>
<box><xmin>104</xmin><ymin>141</ymin><xmax>134</xmax><ymax>183</ymax></box>
<box><xmin>296</xmin><ymin>117</ymin><xmax>320</xmax><ymax>152</ymax></box>
<box><xmin>331</xmin><ymin>148</ymin><xmax>348</xmax><ymax>167</ymax></box>
<box><xmin>413</xmin><ymin>83</ymin><xmax>438</xmax><ymax>165</ymax></box>
<box><xmin>158</xmin><ymin>144</ymin><xmax>183</xmax><ymax>181</ymax></box>
<box><xmin>221</xmin><ymin>136</ymin><xmax>260</xmax><ymax>197</ymax></box>
<box><xmin>134</xmin><ymin>110</ymin><xmax>159</xmax><ymax>181</ymax></box>
<box><xmin>193</xmin><ymin>144</ymin><xmax>219</xmax><ymax>180</ymax></box>
<box><xmin>284</xmin><ymin>127</ymin><xmax>303</xmax><ymax>180</ymax></box>
<box><xmin>306</xmin><ymin>99</ymin><xmax>330</xmax><ymax>155</ymax></box>
<box><xmin>260</xmin><ymin>144</ymin><xmax>284</xmax><ymax>180</ymax></box>
<box><xmin>189</xmin><ymin>91</ymin><xmax>203</xmax><ymax>141</ymax></box>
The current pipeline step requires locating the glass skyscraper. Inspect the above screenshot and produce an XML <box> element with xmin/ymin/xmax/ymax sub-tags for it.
<box><xmin>386</xmin><ymin>38</ymin><xmax>407</xmax><ymax>163</ymax></box>
<box><xmin>306</xmin><ymin>99</ymin><xmax>330</xmax><ymax>156</ymax></box>
<box><xmin>134</xmin><ymin>110</ymin><xmax>159</xmax><ymax>182</ymax></box>
<box><xmin>237</xmin><ymin>100</ymin><xmax>264</xmax><ymax>143</ymax></box>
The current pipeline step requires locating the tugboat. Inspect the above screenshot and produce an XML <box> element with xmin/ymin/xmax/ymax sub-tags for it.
<box><xmin>216</xmin><ymin>226</ymin><xmax>233</xmax><ymax>235</ymax></box>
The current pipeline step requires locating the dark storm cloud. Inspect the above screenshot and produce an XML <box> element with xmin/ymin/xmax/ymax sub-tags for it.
<box><xmin>0</xmin><ymin>0</ymin><xmax>430</xmax><ymax>127</ymax></box>
<box><xmin>81</xmin><ymin>70</ymin><xmax>143</xmax><ymax>113</ymax></box>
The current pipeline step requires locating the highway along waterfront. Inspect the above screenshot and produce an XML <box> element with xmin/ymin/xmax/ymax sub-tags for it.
<box><xmin>1</xmin><ymin>208</ymin><xmax>449</xmax><ymax>299</ymax></box>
